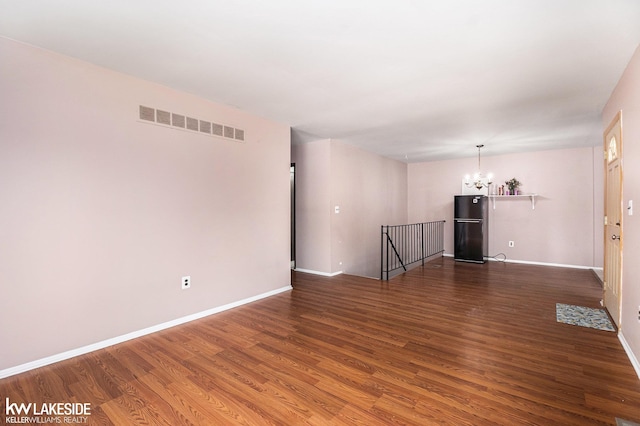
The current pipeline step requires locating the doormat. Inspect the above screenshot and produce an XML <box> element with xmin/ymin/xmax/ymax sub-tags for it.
<box><xmin>617</xmin><ymin>418</ymin><xmax>640</xmax><ymax>426</ymax></box>
<box><xmin>556</xmin><ymin>303</ymin><xmax>615</xmax><ymax>332</ymax></box>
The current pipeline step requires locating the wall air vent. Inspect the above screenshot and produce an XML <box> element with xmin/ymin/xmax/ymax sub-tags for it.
<box><xmin>172</xmin><ymin>113</ymin><xmax>185</xmax><ymax>128</ymax></box>
<box><xmin>139</xmin><ymin>105</ymin><xmax>155</xmax><ymax>122</ymax></box>
<box><xmin>212</xmin><ymin>123</ymin><xmax>223</xmax><ymax>136</ymax></box>
<box><xmin>186</xmin><ymin>117</ymin><xmax>199</xmax><ymax>131</ymax></box>
<box><xmin>199</xmin><ymin>120</ymin><xmax>211</xmax><ymax>134</ymax></box>
<box><xmin>138</xmin><ymin>105</ymin><xmax>246</xmax><ymax>143</ymax></box>
<box><xmin>156</xmin><ymin>109</ymin><xmax>171</xmax><ymax>125</ymax></box>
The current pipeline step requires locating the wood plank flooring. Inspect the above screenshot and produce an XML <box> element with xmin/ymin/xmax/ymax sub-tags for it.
<box><xmin>2</xmin><ymin>257</ymin><xmax>640</xmax><ymax>425</ymax></box>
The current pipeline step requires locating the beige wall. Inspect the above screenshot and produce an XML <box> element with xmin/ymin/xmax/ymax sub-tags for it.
<box><xmin>291</xmin><ymin>139</ymin><xmax>332</xmax><ymax>273</ymax></box>
<box><xmin>593</xmin><ymin>151</ymin><xmax>604</xmax><ymax>267</ymax></box>
<box><xmin>330</xmin><ymin>140</ymin><xmax>408</xmax><ymax>277</ymax></box>
<box><xmin>602</xmin><ymin>44</ymin><xmax>640</xmax><ymax>369</ymax></box>
<box><xmin>0</xmin><ymin>38</ymin><xmax>291</xmax><ymax>371</ymax></box>
<box><xmin>408</xmin><ymin>147</ymin><xmax>600</xmax><ymax>267</ymax></box>
<box><xmin>292</xmin><ymin>139</ymin><xmax>407</xmax><ymax>278</ymax></box>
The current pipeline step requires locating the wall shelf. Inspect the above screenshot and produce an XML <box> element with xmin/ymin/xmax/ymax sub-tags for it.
<box><xmin>489</xmin><ymin>194</ymin><xmax>538</xmax><ymax>210</ymax></box>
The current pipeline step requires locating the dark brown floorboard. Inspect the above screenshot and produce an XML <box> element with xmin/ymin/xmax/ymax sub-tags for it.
<box><xmin>2</xmin><ymin>257</ymin><xmax>640</xmax><ymax>425</ymax></box>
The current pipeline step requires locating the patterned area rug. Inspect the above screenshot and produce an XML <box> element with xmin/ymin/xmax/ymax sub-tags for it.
<box><xmin>556</xmin><ymin>303</ymin><xmax>615</xmax><ymax>332</ymax></box>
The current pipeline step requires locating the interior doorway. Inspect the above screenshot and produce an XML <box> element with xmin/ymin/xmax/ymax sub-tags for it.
<box><xmin>290</xmin><ymin>163</ymin><xmax>296</xmax><ymax>269</ymax></box>
<box><xmin>603</xmin><ymin>111</ymin><xmax>623</xmax><ymax>328</ymax></box>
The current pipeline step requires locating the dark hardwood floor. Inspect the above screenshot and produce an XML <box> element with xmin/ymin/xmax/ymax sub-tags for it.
<box><xmin>2</xmin><ymin>257</ymin><xmax>640</xmax><ymax>425</ymax></box>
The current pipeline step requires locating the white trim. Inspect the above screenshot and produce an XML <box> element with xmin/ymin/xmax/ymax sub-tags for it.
<box><xmin>619</xmin><ymin>331</ymin><xmax>640</xmax><ymax>380</ymax></box>
<box><xmin>294</xmin><ymin>268</ymin><xmax>343</xmax><ymax>277</ymax></box>
<box><xmin>444</xmin><ymin>252</ymin><xmax>599</xmax><ymax>270</ymax></box>
<box><xmin>493</xmin><ymin>258</ymin><xmax>596</xmax><ymax>270</ymax></box>
<box><xmin>0</xmin><ymin>285</ymin><xmax>292</xmax><ymax>379</ymax></box>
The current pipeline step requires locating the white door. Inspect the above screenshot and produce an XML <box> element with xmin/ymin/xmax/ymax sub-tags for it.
<box><xmin>603</xmin><ymin>111</ymin><xmax>623</xmax><ymax>328</ymax></box>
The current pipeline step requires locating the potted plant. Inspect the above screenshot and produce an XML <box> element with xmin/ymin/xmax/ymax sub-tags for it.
<box><xmin>505</xmin><ymin>178</ymin><xmax>521</xmax><ymax>195</ymax></box>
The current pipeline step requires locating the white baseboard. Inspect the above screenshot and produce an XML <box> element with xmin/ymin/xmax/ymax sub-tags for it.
<box><xmin>294</xmin><ymin>268</ymin><xmax>343</xmax><ymax>277</ymax></box>
<box><xmin>0</xmin><ymin>285</ymin><xmax>292</xmax><ymax>379</ymax></box>
<box><xmin>619</xmin><ymin>331</ymin><xmax>640</xmax><ymax>380</ymax></box>
<box><xmin>443</xmin><ymin>252</ymin><xmax>598</xmax><ymax>270</ymax></box>
<box><xmin>496</xmin><ymin>258</ymin><xmax>596</xmax><ymax>270</ymax></box>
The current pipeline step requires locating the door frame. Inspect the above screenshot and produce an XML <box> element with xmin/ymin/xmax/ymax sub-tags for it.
<box><xmin>603</xmin><ymin>111</ymin><xmax>623</xmax><ymax>327</ymax></box>
<box><xmin>290</xmin><ymin>163</ymin><xmax>296</xmax><ymax>269</ymax></box>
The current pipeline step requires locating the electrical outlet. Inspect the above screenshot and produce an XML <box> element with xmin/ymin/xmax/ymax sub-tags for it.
<box><xmin>508</xmin><ymin>241</ymin><xmax>515</xmax><ymax>248</ymax></box>
<box><xmin>181</xmin><ymin>276</ymin><xmax>191</xmax><ymax>290</ymax></box>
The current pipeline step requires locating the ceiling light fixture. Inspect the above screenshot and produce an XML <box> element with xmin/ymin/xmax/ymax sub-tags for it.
<box><xmin>464</xmin><ymin>144</ymin><xmax>493</xmax><ymax>190</ymax></box>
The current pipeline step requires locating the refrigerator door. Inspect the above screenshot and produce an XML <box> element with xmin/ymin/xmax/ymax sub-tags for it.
<box><xmin>454</xmin><ymin>219</ymin><xmax>485</xmax><ymax>263</ymax></box>
<box><xmin>454</xmin><ymin>195</ymin><xmax>486</xmax><ymax>220</ymax></box>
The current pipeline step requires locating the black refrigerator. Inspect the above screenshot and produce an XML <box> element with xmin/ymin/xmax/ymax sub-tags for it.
<box><xmin>454</xmin><ymin>195</ymin><xmax>488</xmax><ymax>263</ymax></box>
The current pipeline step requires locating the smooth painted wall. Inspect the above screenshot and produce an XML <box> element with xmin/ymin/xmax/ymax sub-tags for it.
<box><xmin>408</xmin><ymin>146</ymin><xmax>600</xmax><ymax>267</ymax></box>
<box><xmin>292</xmin><ymin>139</ymin><xmax>407</xmax><ymax>278</ymax></box>
<box><xmin>602</xmin><ymin>44</ymin><xmax>640</xmax><ymax>366</ymax></box>
<box><xmin>330</xmin><ymin>140</ymin><xmax>408</xmax><ymax>278</ymax></box>
<box><xmin>291</xmin><ymin>139</ymin><xmax>332</xmax><ymax>273</ymax></box>
<box><xmin>0</xmin><ymin>38</ymin><xmax>291</xmax><ymax>371</ymax></box>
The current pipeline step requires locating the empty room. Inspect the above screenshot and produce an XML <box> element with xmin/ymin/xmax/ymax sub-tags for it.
<box><xmin>1</xmin><ymin>1</ymin><xmax>640</xmax><ymax>425</ymax></box>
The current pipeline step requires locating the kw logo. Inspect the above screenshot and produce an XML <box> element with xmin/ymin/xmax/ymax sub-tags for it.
<box><xmin>4</xmin><ymin>397</ymin><xmax>91</xmax><ymax>416</ymax></box>
<box><xmin>5</xmin><ymin>399</ymin><xmax>31</xmax><ymax>415</ymax></box>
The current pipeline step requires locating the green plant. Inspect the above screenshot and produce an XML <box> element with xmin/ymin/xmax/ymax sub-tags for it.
<box><xmin>505</xmin><ymin>178</ymin><xmax>521</xmax><ymax>191</ymax></box>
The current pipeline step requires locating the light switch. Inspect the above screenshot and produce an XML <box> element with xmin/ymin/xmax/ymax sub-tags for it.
<box><xmin>335</xmin><ymin>206</ymin><xmax>340</xmax><ymax>214</ymax></box>
<box><xmin>628</xmin><ymin>200</ymin><xmax>633</xmax><ymax>216</ymax></box>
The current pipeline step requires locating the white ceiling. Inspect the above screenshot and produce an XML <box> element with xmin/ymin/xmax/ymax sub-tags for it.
<box><xmin>1</xmin><ymin>0</ymin><xmax>639</xmax><ymax>162</ymax></box>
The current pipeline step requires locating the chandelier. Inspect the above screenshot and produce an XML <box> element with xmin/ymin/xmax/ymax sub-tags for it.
<box><xmin>464</xmin><ymin>144</ymin><xmax>493</xmax><ymax>190</ymax></box>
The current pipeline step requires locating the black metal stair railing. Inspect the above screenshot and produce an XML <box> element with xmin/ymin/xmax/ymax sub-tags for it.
<box><xmin>380</xmin><ymin>220</ymin><xmax>445</xmax><ymax>280</ymax></box>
